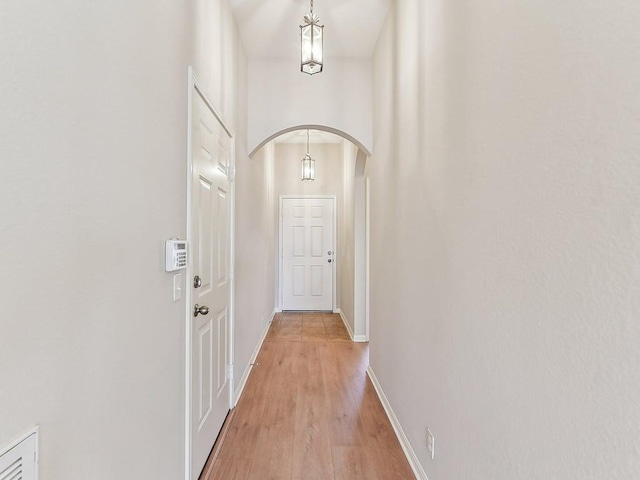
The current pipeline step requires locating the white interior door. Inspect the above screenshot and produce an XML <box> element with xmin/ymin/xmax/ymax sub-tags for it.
<box><xmin>281</xmin><ymin>197</ymin><xmax>335</xmax><ymax>311</ymax></box>
<box><xmin>190</xmin><ymin>86</ymin><xmax>231</xmax><ymax>479</ymax></box>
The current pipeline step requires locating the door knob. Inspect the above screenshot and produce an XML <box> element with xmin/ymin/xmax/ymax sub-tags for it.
<box><xmin>194</xmin><ymin>275</ymin><xmax>202</xmax><ymax>288</ymax></box>
<box><xmin>193</xmin><ymin>304</ymin><xmax>209</xmax><ymax>317</ymax></box>
<box><xmin>328</xmin><ymin>259</ymin><xmax>332</xmax><ymax>263</ymax></box>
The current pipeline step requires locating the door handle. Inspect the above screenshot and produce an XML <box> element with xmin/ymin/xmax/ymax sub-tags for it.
<box><xmin>193</xmin><ymin>304</ymin><xmax>209</xmax><ymax>317</ymax></box>
<box><xmin>328</xmin><ymin>259</ymin><xmax>332</xmax><ymax>263</ymax></box>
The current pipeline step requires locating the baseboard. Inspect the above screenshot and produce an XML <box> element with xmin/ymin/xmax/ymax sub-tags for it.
<box><xmin>337</xmin><ymin>308</ymin><xmax>367</xmax><ymax>343</ymax></box>
<box><xmin>233</xmin><ymin>309</ymin><xmax>275</xmax><ymax>406</ymax></box>
<box><xmin>336</xmin><ymin>308</ymin><xmax>354</xmax><ymax>340</ymax></box>
<box><xmin>366</xmin><ymin>366</ymin><xmax>429</xmax><ymax>480</ymax></box>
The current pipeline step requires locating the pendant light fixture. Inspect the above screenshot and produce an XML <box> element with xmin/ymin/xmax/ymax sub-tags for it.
<box><xmin>300</xmin><ymin>0</ymin><xmax>324</xmax><ymax>75</ymax></box>
<box><xmin>301</xmin><ymin>130</ymin><xmax>315</xmax><ymax>181</ymax></box>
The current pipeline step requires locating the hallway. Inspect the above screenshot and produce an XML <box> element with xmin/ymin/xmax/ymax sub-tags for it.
<box><xmin>200</xmin><ymin>313</ymin><xmax>415</xmax><ymax>479</ymax></box>
<box><xmin>3</xmin><ymin>0</ymin><xmax>639</xmax><ymax>478</ymax></box>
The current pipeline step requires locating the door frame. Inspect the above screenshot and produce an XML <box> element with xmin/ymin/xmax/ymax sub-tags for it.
<box><xmin>278</xmin><ymin>195</ymin><xmax>338</xmax><ymax>313</ymax></box>
<box><xmin>185</xmin><ymin>67</ymin><xmax>236</xmax><ymax>480</ymax></box>
<box><xmin>365</xmin><ymin>177</ymin><xmax>371</xmax><ymax>341</ymax></box>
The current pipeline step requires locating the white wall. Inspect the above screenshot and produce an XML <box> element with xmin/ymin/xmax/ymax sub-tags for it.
<box><xmin>273</xmin><ymin>143</ymin><xmax>344</xmax><ymax>198</ymax></box>
<box><xmin>353</xmin><ymin>149</ymin><xmax>369</xmax><ymax>340</ymax></box>
<box><xmin>338</xmin><ymin>142</ymin><xmax>357</xmax><ymax>332</ymax></box>
<box><xmin>369</xmin><ymin>0</ymin><xmax>640</xmax><ymax>478</ymax></box>
<box><xmin>0</xmin><ymin>1</ymin><xmax>249</xmax><ymax>479</ymax></box>
<box><xmin>247</xmin><ymin>58</ymin><xmax>373</xmax><ymax>155</ymax></box>
<box><xmin>234</xmin><ymin>141</ymin><xmax>276</xmax><ymax>390</ymax></box>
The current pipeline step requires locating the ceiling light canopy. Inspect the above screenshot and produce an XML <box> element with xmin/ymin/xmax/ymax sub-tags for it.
<box><xmin>300</xmin><ymin>0</ymin><xmax>324</xmax><ymax>75</ymax></box>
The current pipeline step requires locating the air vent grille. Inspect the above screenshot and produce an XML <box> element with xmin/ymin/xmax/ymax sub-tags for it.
<box><xmin>0</xmin><ymin>430</ymin><xmax>37</xmax><ymax>480</ymax></box>
<box><xmin>0</xmin><ymin>458</ymin><xmax>22</xmax><ymax>480</ymax></box>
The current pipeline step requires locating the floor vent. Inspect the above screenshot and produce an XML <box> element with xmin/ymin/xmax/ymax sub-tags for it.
<box><xmin>0</xmin><ymin>429</ymin><xmax>38</xmax><ymax>480</ymax></box>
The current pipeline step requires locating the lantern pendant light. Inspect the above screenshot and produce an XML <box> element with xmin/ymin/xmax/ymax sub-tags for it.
<box><xmin>301</xmin><ymin>130</ymin><xmax>315</xmax><ymax>181</ymax></box>
<box><xmin>300</xmin><ymin>0</ymin><xmax>324</xmax><ymax>75</ymax></box>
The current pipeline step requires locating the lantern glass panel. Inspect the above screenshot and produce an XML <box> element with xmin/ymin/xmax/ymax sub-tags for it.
<box><xmin>301</xmin><ymin>155</ymin><xmax>315</xmax><ymax>181</ymax></box>
<box><xmin>301</xmin><ymin>24</ymin><xmax>312</xmax><ymax>63</ymax></box>
<box><xmin>312</xmin><ymin>25</ymin><xmax>323</xmax><ymax>63</ymax></box>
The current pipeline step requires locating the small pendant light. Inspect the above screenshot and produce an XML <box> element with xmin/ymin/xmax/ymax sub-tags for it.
<box><xmin>300</xmin><ymin>0</ymin><xmax>324</xmax><ymax>75</ymax></box>
<box><xmin>301</xmin><ymin>130</ymin><xmax>315</xmax><ymax>181</ymax></box>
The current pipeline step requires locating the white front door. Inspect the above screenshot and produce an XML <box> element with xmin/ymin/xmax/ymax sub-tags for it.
<box><xmin>281</xmin><ymin>197</ymin><xmax>335</xmax><ymax>311</ymax></box>
<box><xmin>190</xmin><ymin>86</ymin><xmax>231</xmax><ymax>479</ymax></box>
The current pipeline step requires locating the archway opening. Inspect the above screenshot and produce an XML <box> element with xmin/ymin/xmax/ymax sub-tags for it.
<box><xmin>252</xmin><ymin>126</ymin><xmax>369</xmax><ymax>342</ymax></box>
<box><xmin>249</xmin><ymin>124</ymin><xmax>372</xmax><ymax>159</ymax></box>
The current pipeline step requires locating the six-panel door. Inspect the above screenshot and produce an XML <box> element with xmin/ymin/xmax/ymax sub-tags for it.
<box><xmin>282</xmin><ymin>197</ymin><xmax>334</xmax><ymax>311</ymax></box>
<box><xmin>190</xmin><ymin>87</ymin><xmax>231</xmax><ymax>480</ymax></box>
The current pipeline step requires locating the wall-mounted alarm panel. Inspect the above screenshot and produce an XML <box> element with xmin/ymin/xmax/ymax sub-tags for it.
<box><xmin>165</xmin><ymin>239</ymin><xmax>188</xmax><ymax>272</ymax></box>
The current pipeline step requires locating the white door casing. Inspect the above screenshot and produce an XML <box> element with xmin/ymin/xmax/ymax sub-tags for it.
<box><xmin>186</xmin><ymin>71</ymin><xmax>234</xmax><ymax>480</ymax></box>
<box><xmin>280</xmin><ymin>197</ymin><xmax>335</xmax><ymax>311</ymax></box>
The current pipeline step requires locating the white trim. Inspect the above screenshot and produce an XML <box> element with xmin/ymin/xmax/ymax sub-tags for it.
<box><xmin>366</xmin><ymin>366</ymin><xmax>429</xmax><ymax>480</ymax></box>
<box><xmin>0</xmin><ymin>427</ymin><xmax>39</xmax><ymax>480</ymax></box>
<box><xmin>334</xmin><ymin>308</ymin><xmax>369</xmax><ymax>343</ymax></box>
<box><xmin>184</xmin><ymin>68</ymin><xmax>194</xmax><ymax>480</ymax></box>
<box><xmin>249</xmin><ymin>124</ymin><xmax>372</xmax><ymax>158</ymax></box>
<box><xmin>192</xmin><ymin>75</ymin><xmax>234</xmax><ymax>138</ymax></box>
<box><xmin>336</xmin><ymin>308</ymin><xmax>352</xmax><ymax>337</ymax></box>
<box><xmin>233</xmin><ymin>310</ymin><xmax>276</xmax><ymax>405</ymax></box>
<box><xmin>279</xmin><ymin>195</ymin><xmax>337</xmax><ymax>312</ymax></box>
<box><xmin>185</xmin><ymin>66</ymin><xmax>236</xmax><ymax>480</ymax></box>
<box><xmin>228</xmin><ymin>113</ymin><xmax>237</xmax><ymax>412</ymax></box>
<box><xmin>365</xmin><ymin>177</ymin><xmax>371</xmax><ymax>341</ymax></box>
<box><xmin>336</xmin><ymin>308</ymin><xmax>367</xmax><ymax>343</ymax></box>
<box><xmin>332</xmin><ymin>197</ymin><xmax>337</xmax><ymax>312</ymax></box>
<box><xmin>278</xmin><ymin>196</ymin><xmax>283</xmax><ymax>309</ymax></box>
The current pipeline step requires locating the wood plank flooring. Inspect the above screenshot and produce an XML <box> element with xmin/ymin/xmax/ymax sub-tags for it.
<box><xmin>201</xmin><ymin>313</ymin><xmax>415</xmax><ymax>480</ymax></box>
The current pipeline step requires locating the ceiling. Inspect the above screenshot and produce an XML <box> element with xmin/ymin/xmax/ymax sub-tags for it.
<box><xmin>229</xmin><ymin>0</ymin><xmax>391</xmax><ymax>59</ymax></box>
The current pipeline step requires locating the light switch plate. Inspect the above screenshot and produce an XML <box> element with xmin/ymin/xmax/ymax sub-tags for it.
<box><xmin>173</xmin><ymin>273</ymin><xmax>182</xmax><ymax>302</ymax></box>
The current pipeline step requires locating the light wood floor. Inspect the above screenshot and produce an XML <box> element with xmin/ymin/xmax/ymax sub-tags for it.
<box><xmin>200</xmin><ymin>312</ymin><xmax>416</xmax><ymax>480</ymax></box>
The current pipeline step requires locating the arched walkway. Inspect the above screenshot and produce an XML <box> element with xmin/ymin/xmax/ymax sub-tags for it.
<box><xmin>253</xmin><ymin>125</ymin><xmax>370</xmax><ymax>343</ymax></box>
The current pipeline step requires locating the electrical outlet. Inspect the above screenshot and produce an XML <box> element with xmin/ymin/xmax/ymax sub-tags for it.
<box><xmin>427</xmin><ymin>428</ymin><xmax>435</xmax><ymax>460</ymax></box>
